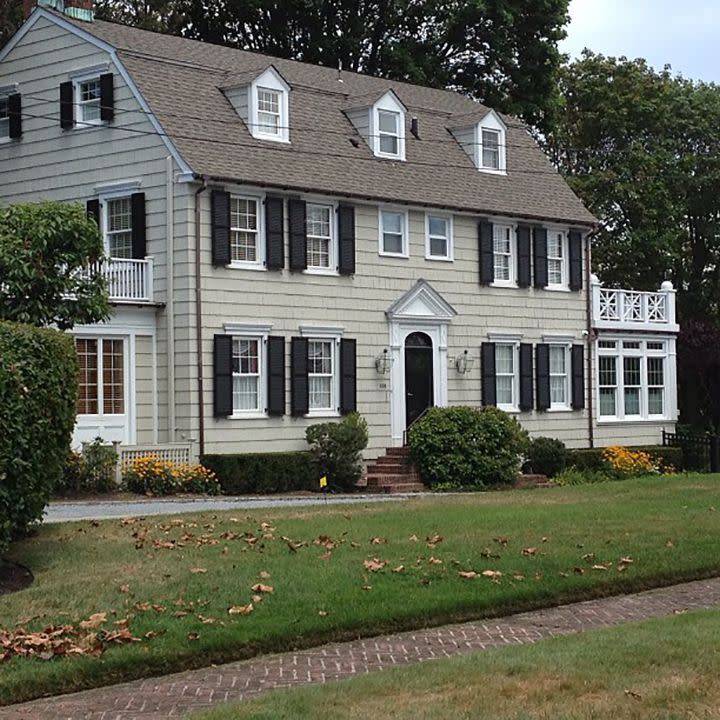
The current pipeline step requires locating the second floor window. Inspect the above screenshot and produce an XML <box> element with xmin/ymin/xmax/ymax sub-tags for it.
<box><xmin>106</xmin><ymin>198</ymin><xmax>133</xmax><ymax>258</ymax></box>
<box><xmin>426</xmin><ymin>214</ymin><xmax>451</xmax><ymax>260</ymax></box>
<box><xmin>378</xmin><ymin>109</ymin><xmax>400</xmax><ymax>156</ymax></box>
<box><xmin>380</xmin><ymin>210</ymin><xmax>407</xmax><ymax>256</ymax></box>
<box><xmin>493</xmin><ymin>224</ymin><xmax>514</xmax><ymax>283</ymax></box>
<box><xmin>230</xmin><ymin>197</ymin><xmax>259</xmax><ymax>263</ymax></box>
<box><xmin>0</xmin><ymin>97</ymin><xmax>8</xmax><ymax>139</ymax></box>
<box><xmin>257</xmin><ymin>87</ymin><xmax>281</xmax><ymax>136</ymax></box>
<box><xmin>308</xmin><ymin>339</ymin><xmax>334</xmax><ymax>411</ymax></box>
<box><xmin>306</xmin><ymin>203</ymin><xmax>333</xmax><ymax>269</ymax></box>
<box><xmin>548</xmin><ymin>231</ymin><xmax>567</xmax><ymax>286</ymax></box>
<box><xmin>78</xmin><ymin>77</ymin><xmax>101</xmax><ymax>124</ymax></box>
<box><xmin>481</xmin><ymin>128</ymin><xmax>500</xmax><ymax>169</ymax></box>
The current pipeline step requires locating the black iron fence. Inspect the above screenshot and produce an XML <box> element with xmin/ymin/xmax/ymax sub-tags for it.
<box><xmin>662</xmin><ymin>430</ymin><xmax>720</xmax><ymax>473</ymax></box>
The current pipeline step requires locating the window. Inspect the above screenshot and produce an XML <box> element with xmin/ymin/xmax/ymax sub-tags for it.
<box><xmin>256</xmin><ymin>87</ymin><xmax>281</xmax><ymax>137</ymax></box>
<box><xmin>379</xmin><ymin>209</ymin><xmax>407</xmax><ymax>256</ymax></box>
<box><xmin>105</xmin><ymin>197</ymin><xmax>133</xmax><ymax>258</ymax></box>
<box><xmin>597</xmin><ymin>338</ymin><xmax>669</xmax><ymax>420</ymax></box>
<box><xmin>549</xmin><ymin>345</ymin><xmax>570</xmax><ymax>408</ymax></box>
<box><xmin>378</xmin><ymin>109</ymin><xmax>400</xmax><ymax>156</ymax></box>
<box><xmin>0</xmin><ymin>96</ymin><xmax>8</xmax><ymax>139</ymax></box>
<box><xmin>77</xmin><ymin>77</ymin><xmax>101</xmax><ymax>125</ymax></box>
<box><xmin>75</xmin><ymin>338</ymin><xmax>124</xmax><ymax>416</ymax></box>
<box><xmin>308</xmin><ymin>339</ymin><xmax>334</xmax><ymax>411</ymax></box>
<box><xmin>230</xmin><ymin>196</ymin><xmax>260</xmax><ymax>264</ymax></box>
<box><xmin>481</xmin><ymin>128</ymin><xmax>500</xmax><ymax>169</ymax></box>
<box><xmin>493</xmin><ymin>224</ymin><xmax>514</xmax><ymax>283</ymax></box>
<box><xmin>232</xmin><ymin>338</ymin><xmax>261</xmax><ymax>412</ymax></box>
<box><xmin>306</xmin><ymin>203</ymin><xmax>334</xmax><ymax>270</ymax></box>
<box><xmin>426</xmin><ymin>214</ymin><xmax>452</xmax><ymax>260</ymax></box>
<box><xmin>547</xmin><ymin>231</ymin><xmax>567</xmax><ymax>287</ymax></box>
<box><xmin>496</xmin><ymin>343</ymin><xmax>517</xmax><ymax>409</ymax></box>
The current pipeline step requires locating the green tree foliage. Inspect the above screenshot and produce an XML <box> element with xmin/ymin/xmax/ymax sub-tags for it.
<box><xmin>0</xmin><ymin>321</ymin><xmax>78</xmax><ymax>551</ymax></box>
<box><xmin>0</xmin><ymin>0</ymin><xmax>23</xmax><ymax>50</ymax></box>
<box><xmin>548</xmin><ymin>52</ymin><xmax>720</xmax><ymax>320</ymax></box>
<box><xmin>0</xmin><ymin>202</ymin><xmax>110</xmax><ymax>330</ymax></box>
<box><xmin>92</xmin><ymin>0</ymin><xmax>569</xmax><ymax>130</ymax></box>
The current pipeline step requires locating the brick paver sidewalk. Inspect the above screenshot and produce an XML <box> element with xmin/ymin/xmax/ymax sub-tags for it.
<box><xmin>4</xmin><ymin>577</ymin><xmax>720</xmax><ymax>720</ymax></box>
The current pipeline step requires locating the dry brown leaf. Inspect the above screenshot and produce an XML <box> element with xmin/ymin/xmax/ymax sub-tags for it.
<box><xmin>118</xmin><ymin>585</ymin><xmax>130</xmax><ymax>594</ymax></box>
<box><xmin>361</xmin><ymin>585</ymin><xmax>372</xmax><ymax>591</ymax></box>
<box><xmin>318</xmin><ymin>610</ymin><xmax>328</xmax><ymax>617</ymax></box>
<box><xmin>512</xmin><ymin>574</ymin><xmax>525</xmax><ymax>581</ymax></box>
<box><xmin>573</xmin><ymin>567</ymin><xmax>585</xmax><ymax>575</ymax></box>
<box><xmin>665</xmin><ymin>539</ymin><xmax>674</xmax><ymax>548</ymax></box>
<box><xmin>79</xmin><ymin>613</ymin><xmax>107</xmax><ymax>630</ymax></box>
<box><xmin>259</xmin><ymin>570</ymin><xmax>271</xmax><ymax>580</ymax></box>
<box><xmin>251</xmin><ymin>594</ymin><xmax>263</xmax><ymax>603</ymax></box>
<box><xmin>172</xmin><ymin>611</ymin><xmax>188</xmax><ymax>618</ymax></box>
<box><xmin>228</xmin><ymin>603</ymin><xmax>254</xmax><ymax>615</ymax></box>
<box><xmin>426</xmin><ymin>533</ymin><xmax>443</xmax><ymax>548</ymax></box>
<box><xmin>319</xmin><ymin>551</ymin><xmax>332</xmax><ymax>561</ymax></box>
<box><xmin>370</xmin><ymin>537</ymin><xmax>387</xmax><ymax>545</ymax></box>
<box><xmin>521</xmin><ymin>547</ymin><xmax>537</xmax><ymax>556</ymax></box>
<box><xmin>481</xmin><ymin>570</ymin><xmax>502</xmax><ymax>579</ymax></box>
<box><xmin>493</xmin><ymin>536</ymin><xmax>509</xmax><ymax>545</ymax></box>
<box><xmin>190</xmin><ymin>567</ymin><xmax>207</xmax><ymax>574</ymax></box>
<box><xmin>187</xmin><ymin>632</ymin><xmax>200</xmax><ymax>641</ymax></box>
<box><xmin>582</xmin><ymin>553</ymin><xmax>595</xmax><ymax>562</ymax></box>
<box><xmin>363</xmin><ymin>558</ymin><xmax>387</xmax><ymax>572</ymax></box>
<box><xmin>428</xmin><ymin>556</ymin><xmax>443</xmax><ymax>565</ymax></box>
<box><xmin>620</xmin><ymin>556</ymin><xmax>633</xmax><ymax>564</ymax></box>
<box><xmin>392</xmin><ymin>565</ymin><xmax>405</xmax><ymax>573</ymax></box>
<box><xmin>314</xmin><ymin>535</ymin><xmax>336</xmax><ymax>550</ymax></box>
<box><xmin>458</xmin><ymin>571</ymin><xmax>478</xmax><ymax>579</ymax></box>
<box><xmin>409</xmin><ymin>534</ymin><xmax>419</xmax><ymax>542</ymax></box>
<box><xmin>251</xmin><ymin>583</ymin><xmax>274</xmax><ymax>594</ymax></box>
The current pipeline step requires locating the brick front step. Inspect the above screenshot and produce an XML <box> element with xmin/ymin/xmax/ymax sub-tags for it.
<box><xmin>366</xmin><ymin>473</ymin><xmax>421</xmax><ymax>487</ymax></box>
<box><xmin>513</xmin><ymin>474</ymin><xmax>553</xmax><ymax>489</ymax></box>
<box><xmin>365</xmin><ymin>482</ymin><xmax>426</xmax><ymax>494</ymax></box>
<box><xmin>362</xmin><ymin>446</ymin><xmax>425</xmax><ymax>494</ymax></box>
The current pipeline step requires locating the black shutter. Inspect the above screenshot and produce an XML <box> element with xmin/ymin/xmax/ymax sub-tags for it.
<box><xmin>211</xmin><ymin>190</ymin><xmax>231</xmax><ymax>266</ymax></box>
<box><xmin>569</xmin><ymin>230</ymin><xmax>583</xmax><ymax>291</ymax></box>
<box><xmin>130</xmin><ymin>192</ymin><xmax>146</xmax><ymax>259</ymax></box>
<box><xmin>479</xmin><ymin>219</ymin><xmax>494</xmax><ymax>285</ymax></box>
<box><xmin>291</xmin><ymin>337</ymin><xmax>309</xmax><ymax>416</ymax></box>
<box><xmin>481</xmin><ymin>342</ymin><xmax>496</xmax><ymax>407</ymax></box>
<box><xmin>288</xmin><ymin>198</ymin><xmax>307</xmax><ymax>271</ymax></box>
<box><xmin>265</xmin><ymin>195</ymin><xmax>284</xmax><ymax>270</ymax></box>
<box><xmin>340</xmin><ymin>338</ymin><xmax>357</xmax><ymax>414</ymax></box>
<box><xmin>338</xmin><ymin>204</ymin><xmax>356</xmax><ymax>275</ymax></box>
<box><xmin>86</xmin><ymin>199</ymin><xmax>100</xmax><ymax>227</ymax></box>
<box><xmin>519</xmin><ymin>343</ymin><xmax>533</xmax><ymax>411</ymax></box>
<box><xmin>535</xmin><ymin>344</ymin><xmax>550</xmax><ymax>411</ymax></box>
<box><xmin>213</xmin><ymin>335</ymin><xmax>233</xmax><ymax>418</ymax></box>
<box><xmin>571</xmin><ymin>344</ymin><xmax>585</xmax><ymax>410</ymax></box>
<box><xmin>8</xmin><ymin>93</ymin><xmax>21</xmax><ymax>139</ymax></box>
<box><xmin>517</xmin><ymin>225</ymin><xmax>531</xmax><ymax>288</ymax></box>
<box><xmin>60</xmin><ymin>81</ymin><xmax>73</xmax><ymax>129</ymax></box>
<box><xmin>533</xmin><ymin>226</ymin><xmax>548</xmax><ymax>289</ymax></box>
<box><xmin>99</xmin><ymin>72</ymin><xmax>114</xmax><ymax>122</ymax></box>
<box><xmin>266</xmin><ymin>336</ymin><xmax>285</xmax><ymax>416</ymax></box>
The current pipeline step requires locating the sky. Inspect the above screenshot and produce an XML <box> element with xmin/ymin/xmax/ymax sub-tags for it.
<box><xmin>560</xmin><ymin>0</ymin><xmax>720</xmax><ymax>83</ymax></box>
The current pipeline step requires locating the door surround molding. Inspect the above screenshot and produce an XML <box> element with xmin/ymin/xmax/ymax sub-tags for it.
<box><xmin>387</xmin><ymin>280</ymin><xmax>455</xmax><ymax>446</ymax></box>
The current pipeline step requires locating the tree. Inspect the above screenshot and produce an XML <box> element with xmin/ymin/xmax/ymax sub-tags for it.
<box><xmin>93</xmin><ymin>0</ymin><xmax>570</xmax><ymax>131</ymax></box>
<box><xmin>0</xmin><ymin>202</ymin><xmax>110</xmax><ymax>329</ymax></box>
<box><xmin>548</xmin><ymin>51</ymin><xmax>720</xmax><ymax>321</ymax></box>
<box><xmin>0</xmin><ymin>0</ymin><xmax>22</xmax><ymax>50</ymax></box>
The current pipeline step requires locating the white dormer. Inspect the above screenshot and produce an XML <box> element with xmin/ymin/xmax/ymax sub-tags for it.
<box><xmin>450</xmin><ymin>109</ymin><xmax>507</xmax><ymax>174</ymax></box>
<box><xmin>345</xmin><ymin>89</ymin><xmax>406</xmax><ymax>161</ymax></box>
<box><xmin>223</xmin><ymin>66</ymin><xmax>290</xmax><ymax>143</ymax></box>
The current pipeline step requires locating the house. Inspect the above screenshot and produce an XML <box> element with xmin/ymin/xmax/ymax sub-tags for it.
<box><xmin>0</xmin><ymin>0</ymin><xmax>680</xmax><ymax>469</ymax></box>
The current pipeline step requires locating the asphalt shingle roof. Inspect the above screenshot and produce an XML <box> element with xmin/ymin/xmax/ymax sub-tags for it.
<box><xmin>64</xmin><ymin>14</ymin><xmax>596</xmax><ymax>226</ymax></box>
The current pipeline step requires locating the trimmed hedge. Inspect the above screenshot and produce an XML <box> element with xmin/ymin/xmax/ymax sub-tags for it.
<box><xmin>570</xmin><ymin>445</ymin><xmax>684</xmax><ymax>472</ymax></box>
<box><xmin>200</xmin><ymin>452</ymin><xmax>318</xmax><ymax>495</ymax></box>
<box><xmin>0</xmin><ymin>321</ymin><xmax>78</xmax><ymax>551</ymax></box>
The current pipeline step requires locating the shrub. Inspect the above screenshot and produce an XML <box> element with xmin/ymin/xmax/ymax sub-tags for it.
<box><xmin>201</xmin><ymin>452</ymin><xmax>317</xmax><ymax>495</ymax></box>
<box><xmin>525</xmin><ymin>437</ymin><xmax>568</xmax><ymax>478</ymax></box>
<box><xmin>554</xmin><ymin>468</ymin><xmax>612</xmax><ymax>486</ymax></box>
<box><xmin>0</xmin><ymin>321</ymin><xmax>78</xmax><ymax>552</ymax></box>
<box><xmin>305</xmin><ymin>412</ymin><xmax>369</xmax><ymax>491</ymax></box>
<box><xmin>122</xmin><ymin>456</ymin><xmax>220</xmax><ymax>496</ymax></box>
<box><xmin>55</xmin><ymin>438</ymin><xmax>119</xmax><ymax>496</ymax></box>
<box><xmin>570</xmin><ymin>445</ymin><xmax>682</xmax><ymax>474</ymax></box>
<box><xmin>408</xmin><ymin>406</ymin><xmax>529</xmax><ymax>489</ymax></box>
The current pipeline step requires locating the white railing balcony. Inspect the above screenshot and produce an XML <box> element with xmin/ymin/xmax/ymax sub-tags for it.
<box><xmin>91</xmin><ymin>257</ymin><xmax>154</xmax><ymax>303</ymax></box>
<box><xmin>591</xmin><ymin>275</ymin><xmax>678</xmax><ymax>332</ymax></box>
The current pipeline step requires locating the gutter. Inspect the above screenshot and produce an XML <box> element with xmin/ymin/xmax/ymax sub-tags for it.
<box><xmin>166</xmin><ymin>156</ymin><xmax>176</xmax><ymax>442</ymax></box>
<box><xmin>194</xmin><ymin>176</ymin><xmax>209</xmax><ymax>456</ymax></box>
<box><xmin>585</xmin><ymin>229</ymin><xmax>596</xmax><ymax>448</ymax></box>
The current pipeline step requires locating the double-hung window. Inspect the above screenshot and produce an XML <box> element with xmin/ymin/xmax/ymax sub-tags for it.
<box><xmin>481</xmin><ymin>128</ymin><xmax>500</xmax><ymax>170</ymax></box>
<box><xmin>549</xmin><ymin>345</ymin><xmax>570</xmax><ymax>408</ymax></box>
<box><xmin>306</xmin><ymin>203</ymin><xmax>334</xmax><ymax>270</ymax></box>
<box><xmin>232</xmin><ymin>337</ymin><xmax>261</xmax><ymax>413</ymax></box>
<box><xmin>493</xmin><ymin>224</ymin><xmax>514</xmax><ymax>284</ymax></box>
<box><xmin>256</xmin><ymin>87</ymin><xmax>281</xmax><ymax>137</ymax></box>
<box><xmin>547</xmin><ymin>230</ymin><xmax>567</xmax><ymax>287</ymax></box>
<box><xmin>647</xmin><ymin>355</ymin><xmax>665</xmax><ymax>416</ymax></box>
<box><xmin>230</xmin><ymin>196</ymin><xmax>260</xmax><ymax>264</ymax></box>
<box><xmin>76</xmin><ymin>77</ymin><xmax>102</xmax><ymax>125</ymax></box>
<box><xmin>308</xmin><ymin>339</ymin><xmax>335</xmax><ymax>412</ymax></box>
<box><xmin>75</xmin><ymin>337</ymin><xmax>125</xmax><ymax>416</ymax></box>
<box><xmin>105</xmin><ymin>197</ymin><xmax>133</xmax><ymax>258</ymax></box>
<box><xmin>426</xmin><ymin>214</ymin><xmax>452</xmax><ymax>261</ymax></box>
<box><xmin>0</xmin><ymin>96</ymin><xmax>8</xmax><ymax>140</ymax></box>
<box><xmin>379</xmin><ymin>209</ymin><xmax>407</xmax><ymax>256</ymax></box>
<box><xmin>496</xmin><ymin>343</ymin><xmax>517</xmax><ymax>410</ymax></box>
<box><xmin>377</xmin><ymin>109</ymin><xmax>400</xmax><ymax>157</ymax></box>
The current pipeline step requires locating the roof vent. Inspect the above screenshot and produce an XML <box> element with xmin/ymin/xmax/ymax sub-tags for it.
<box><xmin>410</xmin><ymin>117</ymin><xmax>420</xmax><ymax>139</ymax></box>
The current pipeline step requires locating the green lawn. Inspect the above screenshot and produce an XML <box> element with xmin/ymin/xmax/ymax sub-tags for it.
<box><xmin>194</xmin><ymin>607</ymin><xmax>720</xmax><ymax>720</ymax></box>
<box><xmin>1</xmin><ymin>475</ymin><xmax>719</xmax><ymax>706</ymax></box>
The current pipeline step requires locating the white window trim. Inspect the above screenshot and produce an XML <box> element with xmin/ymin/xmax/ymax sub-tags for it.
<box><xmin>248</xmin><ymin>68</ymin><xmax>290</xmax><ymax>143</ymax></box>
<box><xmin>546</xmin><ymin>227</ymin><xmax>570</xmax><ymax>291</ymax></box>
<box><xmin>304</xmin><ymin>200</ymin><xmax>338</xmax><ymax>275</ymax></box>
<box><xmin>0</xmin><ymin>91</ymin><xmax>11</xmax><ymax>144</ymax></box>
<box><xmin>596</xmin><ymin>337</ymin><xmax>672</xmax><ymax>422</ymax></box>
<box><xmin>228</xmin><ymin>192</ymin><xmax>266</xmax><ymax>271</ymax></box>
<box><xmin>425</xmin><ymin>213</ymin><xmax>453</xmax><ymax>262</ymax></box>
<box><xmin>306</xmin><ymin>334</ymin><xmax>342</xmax><ymax>418</ymax></box>
<box><xmin>72</xmin><ymin>71</ymin><xmax>104</xmax><ymax>129</ymax></box>
<box><xmin>548</xmin><ymin>343</ymin><xmax>572</xmax><ymax>411</ymax></box>
<box><xmin>495</xmin><ymin>341</ymin><xmax>520</xmax><ymax>413</ymax></box>
<box><xmin>102</xmin><ymin>196</ymin><xmax>133</xmax><ymax>260</ymax></box>
<box><xmin>371</xmin><ymin>91</ymin><xmax>406</xmax><ymax>161</ymax></box>
<box><xmin>75</xmin><ymin>335</ymin><xmax>128</xmax><ymax>419</ymax></box>
<box><xmin>491</xmin><ymin>222</ymin><xmax>517</xmax><ymax>287</ymax></box>
<box><xmin>226</xmin><ymin>325</ymin><xmax>270</xmax><ymax>419</ymax></box>
<box><xmin>378</xmin><ymin>207</ymin><xmax>409</xmax><ymax>258</ymax></box>
<box><xmin>475</xmin><ymin>110</ymin><xmax>507</xmax><ymax>175</ymax></box>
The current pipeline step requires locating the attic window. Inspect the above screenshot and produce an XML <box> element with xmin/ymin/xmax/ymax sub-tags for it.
<box><xmin>378</xmin><ymin>110</ymin><xmax>400</xmax><ymax>156</ymax></box>
<box><xmin>481</xmin><ymin>128</ymin><xmax>500</xmax><ymax>170</ymax></box>
<box><xmin>257</xmin><ymin>87</ymin><xmax>281</xmax><ymax>136</ymax></box>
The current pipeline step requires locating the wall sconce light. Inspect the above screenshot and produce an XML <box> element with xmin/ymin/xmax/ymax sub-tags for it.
<box><xmin>455</xmin><ymin>350</ymin><xmax>474</xmax><ymax>375</ymax></box>
<box><xmin>375</xmin><ymin>348</ymin><xmax>391</xmax><ymax>374</ymax></box>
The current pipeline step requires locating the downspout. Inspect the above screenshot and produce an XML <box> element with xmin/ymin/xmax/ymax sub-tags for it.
<box><xmin>585</xmin><ymin>230</ymin><xmax>595</xmax><ymax>448</ymax></box>
<box><xmin>194</xmin><ymin>176</ymin><xmax>209</xmax><ymax>456</ymax></box>
<box><xmin>165</xmin><ymin>156</ymin><xmax>176</xmax><ymax>442</ymax></box>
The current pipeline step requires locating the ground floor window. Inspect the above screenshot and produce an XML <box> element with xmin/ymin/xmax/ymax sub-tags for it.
<box><xmin>495</xmin><ymin>343</ymin><xmax>517</xmax><ymax>410</ymax></box>
<box><xmin>308</xmin><ymin>339</ymin><xmax>335</xmax><ymax>411</ymax></box>
<box><xmin>76</xmin><ymin>337</ymin><xmax>125</xmax><ymax>415</ymax></box>
<box><xmin>597</xmin><ymin>338</ymin><xmax>668</xmax><ymax>419</ymax></box>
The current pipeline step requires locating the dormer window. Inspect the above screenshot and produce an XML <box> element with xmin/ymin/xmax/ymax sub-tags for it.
<box><xmin>449</xmin><ymin>108</ymin><xmax>507</xmax><ymax>174</ymax></box>
<box><xmin>345</xmin><ymin>89</ymin><xmax>406</xmax><ymax>161</ymax></box>
<box><xmin>256</xmin><ymin>87</ymin><xmax>281</xmax><ymax>137</ymax></box>
<box><xmin>378</xmin><ymin>109</ymin><xmax>400</xmax><ymax>156</ymax></box>
<box><xmin>481</xmin><ymin>128</ymin><xmax>500</xmax><ymax>170</ymax></box>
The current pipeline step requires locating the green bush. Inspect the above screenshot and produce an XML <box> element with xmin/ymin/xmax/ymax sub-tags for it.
<box><xmin>554</xmin><ymin>468</ymin><xmax>613</xmax><ymax>486</ymax></box>
<box><xmin>201</xmin><ymin>452</ymin><xmax>318</xmax><ymax>495</ymax></box>
<box><xmin>306</xmin><ymin>412</ymin><xmax>369</xmax><ymax>491</ymax></box>
<box><xmin>525</xmin><ymin>436</ymin><xmax>569</xmax><ymax>478</ymax></box>
<box><xmin>0</xmin><ymin>321</ymin><xmax>78</xmax><ymax>552</ymax></box>
<box><xmin>55</xmin><ymin>438</ymin><xmax>119</xmax><ymax>496</ymax></box>
<box><xmin>122</xmin><ymin>456</ymin><xmax>220</xmax><ymax>496</ymax></box>
<box><xmin>570</xmin><ymin>445</ymin><xmax>683</xmax><ymax>473</ymax></box>
<box><xmin>408</xmin><ymin>406</ymin><xmax>529</xmax><ymax>489</ymax></box>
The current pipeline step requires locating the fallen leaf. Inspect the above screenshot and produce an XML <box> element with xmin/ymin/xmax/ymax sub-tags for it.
<box><xmin>79</xmin><ymin>613</ymin><xmax>107</xmax><ymax>630</ymax></box>
<box><xmin>187</xmin><ymin>632</ymin><xmax>200</xmax><ymax>641</ymax></box>
<box><xmin>251</xmin><ymin>594</ymin><xmax>263</xmax><ymax>603</ymax></box>
<box><xmin>409</xmin><ymin>534</ymin><xmax>419</xmax><ymax>542</ymax></box>
<box><xmin>493</xmin><ymin>536</ymin><xmax>509</xmax><ymax>545</ymax></box>
<box><xmin>172</xmin><ymin>611</ymin><xmax>188</xmax><ymax>618</ymax></box>
<box><xmin>665</xmin><ymin>539</ymin><xmax>674</xmax><ymax>548</ymax></box>
<box><xmin>392</xmin><ymin>565</ymin><xmax>405</xmax><ymax>573</ymax></box>
<box><xmin>582</xmin><ymin>553</ymin><xmax>595</xmax><ymax>563</ymax></box>
<box><xmin>512</xmin><ymin>574</ymin><xmax>525</xmax><ymax>581</ymax></box>
<box><xmin>314</xmin><ymin>535</ymin><xmax>336</xmax><ymax>550</ymax></box>
<box><xmin>361</xmin><ymin>585</ymin><xmax>372</xmax><ymax>591</ymax></box>
<box><xmin>319</xmin><ymin>551</ymin><xmax>332</xmax><ymax>561</ymax></box>
<box><xmin>620</xmin><ymin>556</ymin><xmax>633</xmax><ymax>564</ymax></box>
<box><xmin>190</xmin><ymin>568</ymin><xmax>207</xmax><ymax>574</ymax></box>
<box><xmin>624</xmin><ymin>689</ymin><xmax>642</xmax><ymax>700</ymax></box>
<box><xmin>363</xmin><ymin>558</ymin><xmax>388</xmax><ymax>572</ymax></box>
<box><xmin>259</xmin><ymin>570</ymin><xmax>271</xmax><ymax>580</ymax></box>
<box><xmin>318</xmin><ymin>610</ymin><xmax>328</xmax><ymax>617</ymax></box>
<box><xmin>426</xmin><ymin>533</ymin><xmax>443</xmax><ymax>548</ymax></box>
<box><xmin>428</xmin><ymin>556</ymin><xmax>443</xmax><ymax>565</ymax></box>
<box><xmin>521</xmin><ymin>547</ymin><xmax>537</xmax><ymax>556</ymax></box>
<box><xmin>573</xmin><ymin>567</ymin><xmax>585</xmax><ymax>575</ymax></box>
<box><xmin>228</xmin><ymin>604</ymin><xmax>254</xmax><ymax>615</ymax></box>
<box><xmin>458</xmin><ymin>571</ymin><xmax>478</xmax><ymax>579</ymax></box>
<box><xmin>370</xmin><ymin>537</ymin><xmax>387</xmax><ymax>545</ymax></box>
<box><xmin>251</xmin><ymin>583</ymin><xmax>273</xmax><ymax>594</ymax></box>
<box><xmin>118</xmin><ymin>585</ymin><xmax>130</xmax><ymax>594</ymax></box>
<box><xmin>481</xmin><ymin>570</ymin><xmax>502</xmax><ymax>579</ymax></box>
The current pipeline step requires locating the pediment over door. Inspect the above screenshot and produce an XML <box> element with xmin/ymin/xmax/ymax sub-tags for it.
<box><xmin>386</xmin><ymin>279</ymin><xmax>457</xmax><ymax>323</ymax></box>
